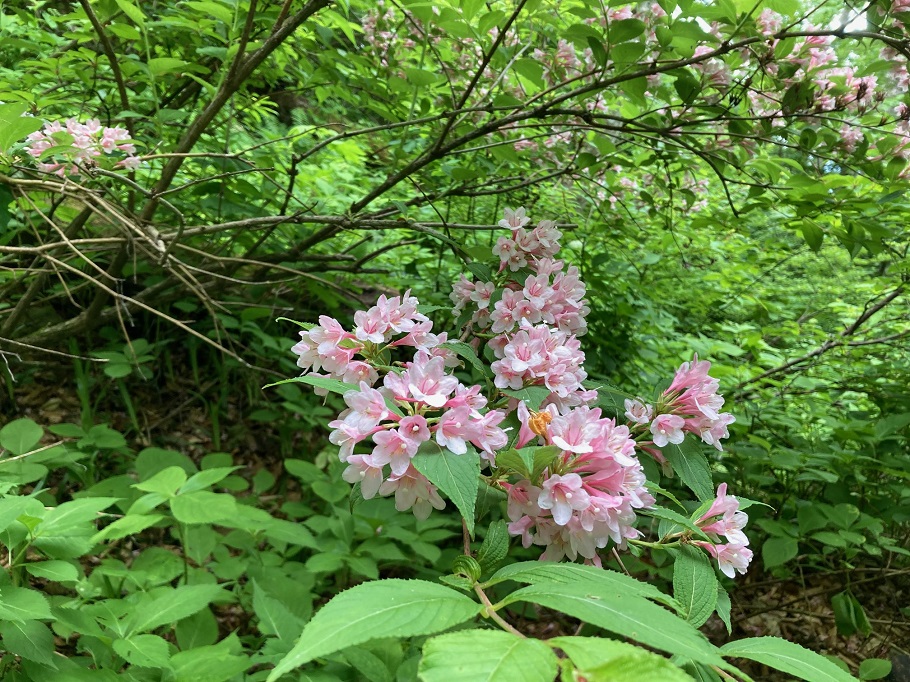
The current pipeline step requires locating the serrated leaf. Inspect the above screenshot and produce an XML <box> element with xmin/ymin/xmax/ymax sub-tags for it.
<box><xmin>641</xmin><ymin>507</ymin><xmax>711</xmax><ymax>542</ymax></box>
<box><xmin>0</xmin><ymin>620</ymin><xmax>57</xmax><ymax>667</ymax></box>
<box><xmin>25</xmin><ymin>560</ymin><xmax>79</xmax><ymax>583</ymax></box>
<box><xmin>485</xmin><ymin>562</ymin><xmax>682</xmax><ymax>612</ymax></box>
<box><xmin>412</xmin><ymin>442</ymin><xmax>480</xmax><ymax>536</ymax></box>
<box><xmin>721</xmin><ymin>637</ymin><xmax>858</xmax><ymax>682</ymax></box>
<box><xmin>551</xmin><ymin>636</ymin><xmax>695</xmax><ymax>681</ymax></box>
<box><xmin>716</xmin><ymin>588</ymin><xmax>732</xmax><ymax>635</ymax></box>
<box><xmin>126</xmin><ymin>584</ymin><xmax>226</xmax><ymax>635</ymax></box>
<box><xmin>502</xmin><ymin>583</ymin><xmax>724</xmax><ymax>666</ymax></box>
<box><xmin>662</xmin><ymin>440</ymin><xmax>715</xmax><ymax>501</ymax></box>
<box><xmin>113</xmin><ymin>634</ymin><xmax>172</xmax><ymax>668</ymax></box>
<box><xmin>419</xmin><ymin>630</ymin><xmax>558</xmax><ymax>682</ymax></box>
<box><xmin>476</xmin><ymin>520</ymin><xmax>509</xmax><ymax>573</ymax></box>
<box><xmin>267</xmin><ymin>579</ymin><xmax>481</xmax><ymax>680</ymax></box>
<box><xmin>93</xmin><ymin>514</ymin><xmax>166</xmax><ymax>543</ymax></box>
<box><xmin>0</xmin><ymin>587</ymin><xmax>52</xmax><ymax>621</ymax></box>
<box><xmin>673</xmin><ymin>545</ymin><xmax>718</xmax><ymax>627</ymax></box>
<box><xmin>179</xmin><ymin>466</ymin><xmax>241</xmax><ymax>494</ymax></box>
<box><xmin>253</xmin><ymin>580</ymin><xmax>304</xmax><ymax>641</ymax></box>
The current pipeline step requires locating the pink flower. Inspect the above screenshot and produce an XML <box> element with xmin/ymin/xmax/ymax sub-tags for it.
<box><xmin>650</xmin><ymin>414</ymin><xmax>685</xmax><ymax>447</ymax></box>
<box><xmin>379</xmin><ymin>466</ymin><xmax>446</xmax><ymax>520</ymax></box>
<box><xmin>406</xmin><ymin>352</ymin><xmax>459</xmax><ymax>407</ymax></box>
<box><xmin>539</xmin><ymin>473</ymin><xmax>591</xmax><ymax>525</ymax></box>
<box><xmin>371</xmin><ymin>428</ymin><xmax>417</xmax><ymax>476</ymax></box>
<box><xmin>434</xmin><ymin>406</ymin><xmax>480</xmax><ymax>455</ymax></box>
<box><xmin>342</xmin><ymin>382</ymin><xmax>391</xmax><ymax>431</ymax></box>
<box><xmin>342</xmin><ymin>455</ymin><xmax>385</xmax><ymax>498</ymax></box>
<box><xmin>697</xmin><ymin>541</ymin><xmax>753</xmax><ymax>578</ymax></box>
<box><xmin>624</xmin><ymin>398</ymin><xmax>653</xmax><ymax>424</ymax></box>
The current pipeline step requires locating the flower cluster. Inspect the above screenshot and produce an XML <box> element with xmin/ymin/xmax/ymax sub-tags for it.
<box><xmin>24</xmin><ymin>118</ymin><xmax>140</xmax><ymax>177</ymax></box>
<box><xmin>287</xmin><ymin>206</ymin><xmax>750</xmax><ymax>577</ymax></box>
<box><xmin>450</xmin><ymin>209</ymin><xmax>589</xmax><ymax>338</ymax></box>
<box><xmin>490</xmin><ymin>322</ymin><xmax>587</xmax><ymax>403</ymax></box>
<box><xmin>694</xmin><ymin>484</ymin><xmax>753</xmax><ymax>578</ymax></box>
<box><xmin>624</xmin><ymin>354</ymin><xmax>736</xmax><ymax>452</ymax></box>
<box><xmin>291</xmin><ymin>291</ymin><xmax>455</xmax><ymax>390</ymax></box>
<box><xmin>331</xmin><ymin>351</ymin><xmax>508</xmax><ymax>518</ymax></box>
<box><xmin>504</xmin><ymin>405</ymin><xmax>654</xmax><ymax>563</ymax></box>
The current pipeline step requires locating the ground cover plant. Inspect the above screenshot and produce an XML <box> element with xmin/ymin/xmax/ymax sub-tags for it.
<box><xmin>0</xmin><ymin>0</ymin><xmax>909</xmax><ymax>679</ymax></box>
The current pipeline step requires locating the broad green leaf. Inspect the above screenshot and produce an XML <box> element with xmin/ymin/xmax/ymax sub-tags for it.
<box><xmin>721</xmin><ymin>637</ymin><xmax>858</xmax><ymax>682</ymax></box>
<box><xmin>484</xmin><ymin>561</ymin><xmax>682</xmax><ymax>612</ymax></box>
<box><xmin>133</xmin><ymin>466</ymin><xmax>187</xmax><ymax>497</ymax></box>
<box><xmin>171</xmin><ymin>641</ymin><xmax>249</xmax><ymax>682</ymax></box>
<box><xmin>0</xmin><ymin>620</ymin><xmax>57</xmax><ymax>667</ymax></box>
<box><xmin>641</xmin><ymin>506</ymin><xmax>711</xmax><ymax>542</ymax></box>
<box><xmin>115</xmin><ymin>0</ymin><xmax>146</xmax><ymax>28</ymax></box>
<box><xmin>495</xmin><ymin>445</ymin><xmax>560</xmax><ymax>480</ymax></box>
<box><xmin>501</xmin><ymin>583</ymin><xmax>724</xmax><ymax>665</ymax></box>
<box><xmin>113</xmin><ymin>634</ymin><xmax>172</xmax><ymax>669</ymax></box>
<box><xmin>551</xmin><ymin>636</ymin><xmax>695</xmax><ymax>681</ymax></box>
<box><xmin>0</xmin><ymin>497</ymin><xmax>43</xmax><ymax>533</ymax></box>
<box><xmin>126</xmin><ymin>584</ymin><xmax>226</xmax><ymax>635</ymax></box>
<box><xmin>673</xmin><ymin>545</ymin><xmax>718</xmax><ymax>627</ymax></box>
<box><xmin>93</xmin><ymin>514</ymin><xmax>166</xmax><ymax>543</ymax></box>
<box><xmin>176</xmin><ymin>608</ymin><xmax>219</xmax><ymax>650</ymax></box>
<box><xmin>762</xmin><ymin>536</ymin><xmax>798</xmax><ymax>569</ymax></box>
<box><xmin>37</xmin><ymin>497</ymin><xmax>120</xmax><ymax>536</ymax></box>
<box><xmin>25</xmin><ymin>560</ymin><xmax>79</xmax><ymax>583</ymax></box>
<box><xmin>0</xmin><ymin>418</ymin><xmax>43</xmax><ymax>455</ymax></box>
<box><xmin>0</xmin><ymin>587</ymin><xmax>52</xmax><ymax>621</ymax></box>
<box><xmin>253</xmin><ymin>580</ymin><xmax>304</xmax><ymax>641</ymax></box>
<box><xmin>419</xmin><ymin>630</ymin><xmax>558</xmax><ymax>682</ymax></box>
<box><xmin>0</xmin><ymin>105</ymin><xmax>43</xmax><ymax>154</ymax></box>
<box><xmin>147</xmin><ymin>58</ymin><xmax>188</xmax><ymax>75</ymax></box>
<box><xmin>261</xmin><ymin>517</ymin><xmax>318</xmax><ymax>549</ymax></box>
<box><xmin>662</xmin><ymin>440</ymin><xmax>715</xmax><ymax>501</ymax></box>
<box><xmin>170</xmin><ymin>490</ymin><xmax>237</xmax><ymax>524</ymax></box>
<box><xmin>858</xmin><ymin>659</ymin><xmax>892</xmax><ymax>680</ymax></box>
<box><xmin>267</xmin><ymin>579</ymin><xmax>481</xmax><ymax>680</ymax></box>
<box><xmin>179</xmin><ymin>466</ymin><xmax>241</xmax><ymax>494</ymax></box>
<box><xmin>412</xmin><ymin>442</ymin><xmax>480</xmax><ymax>536</ymax></box>
<box><xmin>476</xmin><ymin>520</ymin><xmax>509</xmax><ymax>573</ymax></box>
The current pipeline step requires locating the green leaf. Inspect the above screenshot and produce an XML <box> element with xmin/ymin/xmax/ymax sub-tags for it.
<box><xmin>641</xmin><ymin>506</ymin><xmax>711</xmax><ymax>542</ymax></box>
<box><xmin>0</xmin><ymin>105</ymin><xmax>44</xmax><ymax>154</ymax></box>
<box><xmin>171</xmin><ymin>641</ymin><xmax>249</xmax><ymax>682</ymax></box>
<box><xmin>800</xmin><ymin>219</ymin><xmax>824</xmax><ymax>251</ymax></box>
<box><xmin>113</xmin><ymin>634</ymin><xmax>172</xmax><ymax>668</ymax></box>
<box><xmin>92</xmin><ymin>514</ymin><xmax>167</xmax><ymax>543</ymax></box>
<box><xmin>673</xmin><ymin>545</ymin><xmax>718</xmax><ymax>627</ymax></box>
<box><xmin>0</xmin><ymin>497</ymin><xmax>43</xmax><ymax>533</ymax></box>
<box><xmin>261</xmin><ymin>517</ymin><xmax>318</xmax><ymax>548</ymax></box>
<box><xmin>831</xmin><ymin>591</ymin><xmax>871</xmax><ymax>638</ymax></box>
<box><xmin>170</xmin><ymin>490</ymin><xmax>237</xmax><ymax>524</ymax></box>
<box><xmin>715</xmin><ymin>588</ymin><xmax>732</xmax><ymax>635</ymax></box>
<box><xmin>440</xmin><ymin>340</ymin><xmax>489</xmax><ymax>377</ymax></box>
<box><xmin>495</xmin><ymin>445</ymin><xmax>560</xmax><ymax>480</ymax></box>
<box><xmin>265</xmin><ymin>375</ymin><xmax>403</xmax><ymax>416</ymax></box>
<box><xmin>147</xmin><ymin>58</ymin><xmax>188</xmax><ymax>75</ymax></box>
<box><xmin>115</xmin><ymin>0</ymin><xmax>146</xmax><ymax>28</ymax></box>
<box><xmin>253</xmin><ymin>580</ymin><xmax>304</xmax><ymax>641</ymax></box>
<box><xmin>762</xmin><ymin>536</ymin><xmax>798</xmax><ymax>569</ymax></box>
<box><xmin>419</xmin><ymin>630</ymin><xmax>558</xmax><ymax>682</ymax></box>
<box><xmin>720</xmin><ymin>637</ymin><xmax>858</xmax><ymax>682</ymax></box>
<box><xmin>500</xmin><ymin>386</ymin><xmax>552</xmax><ymax>409</ymax></box>
<box><xmin>411</xmin><ymin>441</ymin><xmax>480</xmax><ymax>536</ymax></box>
<box><xmin>662</xmin><ymin>440</ymin><xmax>715</xmax><ymax>501</ymax></box>
<box><xmin>0</xmin><ymin>620</ymin><xmax>57</xmax><ymax>667</ymax></box>
<box><xmin>0</xmin><ymin>587</ymin><xmax>52</xmax><ymax>621</ymax></box>
<box><xmin>858</xmin><ymin>659</ymin><xmax>892</xmax><ymax>681</ymax></box>
<box><xmin>551</xmin><ymin>636</ymin><xmax>695</xmax><ymax>681</ymax></box>
<box><xmin>176</xmin><ymin>608</ymin><xmax>219</xmax><ymax>650</ymax></box>
<box><xmin>502</xmin><ymin>583</ymin><xmax>724</xmax><ymax>665</ymax></box>
<box><xmin>0</xmin><ymin>418</ymin><xmax>43</xmax><ymax>455</ymax></box>
<box><xmin>133</xmin><ymin>466</ymin><xmax>188</xmax><ymax>497</ymax></box>
<box><xmin>267</xmin><ymin>579</ymin><xmax>481</xmax><ymax>680</ymax></box>
<box><xmin>179</xmin><ymin>466</ymin><xmax>241</xmax><ymax>494</ymax></box>
<box><xmin>126</xmin><ymin>584</ymin><xmax>226</xmax><ymax>635</ymax></box>
<box><xmin>476</xmin><ymin>520</ymin><xmax>509</xmax><ymax>573</ymax></box>
<box><xmin>485</xmin><ymin>561</ymin><xmax>682</xmax><ymax>612</ymax></box>
<box><xmin>25</xmin><ymin>560</ymin><xmax>79</xmax><ymax>583</ymax></box>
